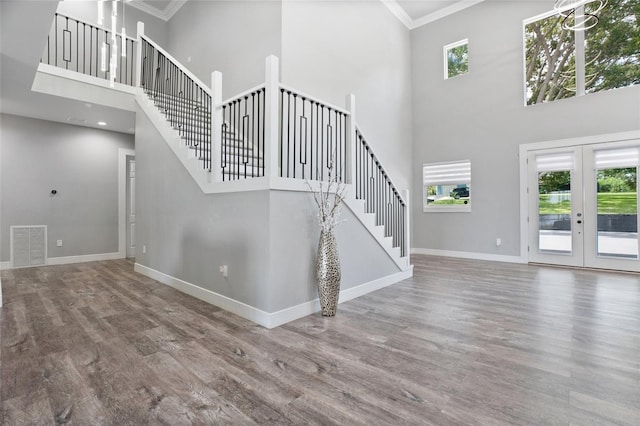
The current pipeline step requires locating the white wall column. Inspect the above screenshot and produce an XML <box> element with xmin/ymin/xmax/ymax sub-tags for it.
<box><xmin>402</xmin><ymin>189</ymin><xmax>411</xmax><ymax>266</ymax></box>
<box><xmin>135</xmin><ymin>21</ymin><xmax>144</xmax><ymax>88</ymax></box>
<box><xmin>211</xmin><ymin>70</ymin><xmax>223</xmax><ymax>182</ymax></box>
<box><xmin>345</xmin><ymin>94</ymin><xmax>356</xmax><ymax>185</ymax></box>
<box><xmin>264</xmin><ymin>55</ymin><xmax>280</xmax><ymax>178</ymax></box>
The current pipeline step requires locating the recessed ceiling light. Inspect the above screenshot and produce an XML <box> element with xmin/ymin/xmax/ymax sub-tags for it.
<box><xmin>98</xmin><ymin>121</ymin><xmax>107</xmax><ymax>126</ymax></box>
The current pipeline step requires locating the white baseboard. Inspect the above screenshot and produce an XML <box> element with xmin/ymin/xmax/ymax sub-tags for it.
<box><xmin>134</xmin><ymin>263</ymin><xmax>274</xmax><ymax>327</ymax></box>
<box><xmin>0</xmin><ymin>252</ymin><xmax>123</xmax><ymax>270</ymax></box>
<box><xmin>268</xmin><ymin>267</ymin><xmax>414</xmax><ymax>327</ymax></box>
<box><xmin>411</xmin><ymin>248</ymin><xmax>526</xmax><ymax>264</ymax></box>
<box><xmin>134</xmin><ymin>263</ymin><xmax>414</xmax><ymax>329</ymax></box>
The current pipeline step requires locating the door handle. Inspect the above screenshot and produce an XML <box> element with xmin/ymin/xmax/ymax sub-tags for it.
<box><xmin>577</xmin><ymin>220</ymin><xmax>582</xmax><ymax>224</ymax></box>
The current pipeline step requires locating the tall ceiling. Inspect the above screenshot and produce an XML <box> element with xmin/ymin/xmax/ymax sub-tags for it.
<box><xmin>0</xmin><ymin>0</ymin><xmax>487</xmax><ymax>136</ymax></box>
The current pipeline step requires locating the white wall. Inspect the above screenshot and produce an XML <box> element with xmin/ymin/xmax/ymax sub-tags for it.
<box><xmin>0</xmin><ymin>113</ymin><xmax>135</xmax><ymax>262</ymax></box>
<box><xmin>167</xmin><ymin>0</ymin><xmax>282</xmax><ymax>98</ymax></box>
<box><xmin>411</xmin><ymin>1</ymin><xmax>640</xmax><ymax>257</ymax></box>
<box><xmin>281</xmin><ymin>0</ymin><xmax>413</xmax><ymax>190</ymax></box>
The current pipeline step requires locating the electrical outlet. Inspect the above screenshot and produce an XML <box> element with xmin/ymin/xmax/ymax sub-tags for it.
<box><xmin>219</xmin><ymin>265</ymin><xmax>228</xmax><ymax>278</ymax></box>
<box><xmin>142</xmin><ymin>245</ymin><xmax>147</xmax><ymax>254</ymax></box>
<box><xmin>57</xmin><ymin>239</ymin><xmax>63</xmax><ymax>247</ymax></box>
<box><xmin>496</xmin><ymin>238</ymin><xmax>502</xmax><ymax>247</ymax></box>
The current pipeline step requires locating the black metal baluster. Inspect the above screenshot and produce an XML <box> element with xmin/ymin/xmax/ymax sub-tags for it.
<box><xmin>320</xmin><ymin>105</ymin><xmax>325</xmax><ymax>181</ymax></box>
<box><xmin>285</xmin><ymin>92</ymin><xmax>292</xmax><ymax>178</ymax></box>
<box><xmin>251</xmin><ymin>93</ymin><xmax>256</xmax><ymax>178</ymax></box>
<box><xmin>242</xmin><ymin>96</ymin><xmax>248</xmax><ymax>179</ymax></box>
<box><xmin>221</xmin><ymin>106</ymin><xmax>227</xmax><ymax>180</ymax></box>
<box><xmin>55</xmin><ymin>14</ymin><xmax>58</xmax><ymax>67</ymax></box>
<box><xmin>76</xmin><ymin>20</ymin><xmax>79</xmax><ymax>72</ymax></box>
<box><xmin>261</xmin><ymin>89</ymin><xmax>266</xmax><ymax>176</ymax></box>
<box><xmin>292</xmin><ymin>94</ymin><xmax>298</xmax><ymax>179</ymax></box>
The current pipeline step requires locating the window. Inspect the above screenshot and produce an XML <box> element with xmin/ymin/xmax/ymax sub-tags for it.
<box><xmin>444</xmin><ymin>39</ymin><xmax>469</xmax><ymax>79</ymax></box>
<box><xmin>524</xmin><ymin>0</ymin><xmax>639</xmax><ymax>105</ymax></box>
<box><xmin>423</xmin><ymin>160</ymin><xmax>471</xmax><ymax>212</ymax></box>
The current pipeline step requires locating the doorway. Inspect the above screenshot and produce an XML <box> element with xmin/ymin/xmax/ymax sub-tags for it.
<box><xmin>126</xmin><ymin>158</ymin><xmax>136</xmax><ymax>258</ymax></box>
<box><xmin>526</xmin><ymin>141</ymin><xmax>639</xmax><ymax>272</ymax></box>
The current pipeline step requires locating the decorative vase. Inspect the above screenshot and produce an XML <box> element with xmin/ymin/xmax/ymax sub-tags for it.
<box><xmin>316</xmin><ymin>229</ymin><xmax>341</xmax><ymax>316</ymax></box>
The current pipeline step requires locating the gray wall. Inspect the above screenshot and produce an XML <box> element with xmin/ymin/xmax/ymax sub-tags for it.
<box><xmin>281</xmin><ymin>0</ymin><xmax>413</xmax><ymax>190</ymax></box>
<box><xmin>411</xmin><ymin>1</ymin><xmax>640</xmax><ymax>256</ymax></box>
<box><xmin>267</xmin><ymin>190</ymin><xmax>398</xmax><ymax>312</ymax></box>
<box><xmin>135</xmin><ymin>105</ymin><xmax>398</xmax><ymax>313</ymax></box>
<box><xmin>56</xmin><ymin>1</ymin><xmax>169</xmax><ymax>47</ymax></box>
<box><xmin>0</xmin><ymin>113</ymin><xmax>135</xmax><ymax>262</ymax></box>
<box><xmin>167</xmin><ymin>0</ymin><xmax>282</xmax><ymax>98</ymax></box>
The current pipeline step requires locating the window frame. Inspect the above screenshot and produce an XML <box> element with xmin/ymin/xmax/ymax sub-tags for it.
<box><xmin>423</xmin><ymin>159</ymin><xmax>472</xmax><ymax>213</ymax></box>
<box><xmin>523</xmin><ymin>2</ymin><xmax>640</xmax><ymax>106</ymax></box>
<box><xmin>443</xmin><ymin>38</ymin><xmax>469</xmax><ymax>80</ymax></box>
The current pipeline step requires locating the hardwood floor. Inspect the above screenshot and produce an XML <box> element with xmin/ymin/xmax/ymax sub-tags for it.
<box><xmin>1</xmin><ymin>256</ymin><xmax>638</xmax><ymax>425</ymax></box>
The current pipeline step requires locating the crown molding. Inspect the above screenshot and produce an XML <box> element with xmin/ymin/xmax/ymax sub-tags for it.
<box><xmin>382</xmin><ymin>0</ymin><xmax>485</xmax><ymax>30</ymax></box>
<box><xmin>127</xmin><ymin>0</ymin><xmax>188</xmax><ymax>22</ymax></box>
<box><xmin>380</xmin><ymin>0</ymin><xmax>413</xmax><ymax>29</ymax></box>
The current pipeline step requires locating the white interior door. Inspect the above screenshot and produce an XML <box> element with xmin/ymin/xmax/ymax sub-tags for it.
<box><xmin>528</xmin><ymin>142</ymin><xmax>640</xmax><ymax>272</ymax></box>
<box><xmin>126</xmin><ymin>158</ymin><xmax>136</xmax><ymax>258</ymax></box>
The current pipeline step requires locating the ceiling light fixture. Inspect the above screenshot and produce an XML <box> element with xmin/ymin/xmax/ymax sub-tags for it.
<box><xmin>98</xmin><ymin>121</ymin><xmax>107</xmax><ymax>126</ymax></box>
<box><xmin>98</xmin><ymin>0</ymin><xmax>125</xmax><ymax>87</ymax></box>
<box><xmin>554</xmin><ymin>0</ymin><xmax>607</xmax><ymax>31</ymax></box>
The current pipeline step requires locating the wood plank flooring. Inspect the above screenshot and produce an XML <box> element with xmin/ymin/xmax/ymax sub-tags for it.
<box><xmin>1</xmin><ymin>256</ymin><xmax>638</xmax><ymax>425</ymax></box>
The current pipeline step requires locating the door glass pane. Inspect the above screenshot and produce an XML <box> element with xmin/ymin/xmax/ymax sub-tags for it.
<box><xmin>538</xmin><ymin>170</ymin><xmax>572</xmax><ymax>253</ymax></box>
<box><xmin>596</xmin><ymin>167</ymin><xmax>638</xmax><ymax>258</ymax></box>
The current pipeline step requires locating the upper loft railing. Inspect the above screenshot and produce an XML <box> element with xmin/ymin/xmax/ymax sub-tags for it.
<box><xmin>134</xmin><ymin>23</ymin><xmax>408</xmax><ymax>259</ymax></box>
<box><xmin>41</xmin><ymin>13</ymin><xmax>136</xmax><ymax>86</ymax></box>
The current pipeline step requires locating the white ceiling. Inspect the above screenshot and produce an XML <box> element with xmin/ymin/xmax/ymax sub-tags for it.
<box><xmin>128</xmin><ymin>0</ymin><xmax>187</xmax><ymax>21</ymax></box>
<box><xmin>384</xmin><ymin>0</ymin><xmax>486</xmax><ymax>29</ymax></box>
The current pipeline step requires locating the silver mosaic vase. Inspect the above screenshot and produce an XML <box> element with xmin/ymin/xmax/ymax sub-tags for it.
<box><xmin>316</xmin><ymin>230</ymin><xmax>341</xmax><ymax>316</ymax></box>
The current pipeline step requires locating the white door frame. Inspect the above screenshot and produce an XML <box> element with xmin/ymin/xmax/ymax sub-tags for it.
<box><xmin>519</xmin><ymin>130</ymin><xmax>640</xmax><ymax>266</ymax></box>
<box><xmin>527</xmin><ymin>146</ymin><xmax>584</xmax><ymax>267</ymax></box>
<box><xmin>118</xmin><ymin>148</ymin><xmax>135</xmax><ymax>258</ymax></box>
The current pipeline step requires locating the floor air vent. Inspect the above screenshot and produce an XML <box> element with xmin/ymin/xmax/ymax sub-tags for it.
<box><xmin>10</xmin><ymin>225</ymin><xmax>47</xmax><ymax>268</ymax></box>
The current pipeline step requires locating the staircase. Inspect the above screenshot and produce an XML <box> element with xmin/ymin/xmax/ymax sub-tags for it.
<box><xmin>39</xmin><ymin>15</ymin><xmax>410</xmax><ymax>270</ymax></box>
<box><xmin>136</xmin><ymin>28</ymin><xmax>409</xmax><ymax>267</ymax></box>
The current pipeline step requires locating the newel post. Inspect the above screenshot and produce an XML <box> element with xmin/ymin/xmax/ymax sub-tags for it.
<box><xmin>135</xmin><ymin>21</ymin><xmax>144</xmax><ymax>88</ymax></box>
<box><xmin>211</xmin><ymin>71</ymin><xmax>223</xmax><ymax>182</ymax></box>
<box><xmin>345</xmin><ymin>94</ymin><xmax>356</xmax><ymax>185</ymax></box>
<box><xmin>402</xmin><ymin>189</ymin><xmax>411</xmax><ymax>265</ymax></box>
<box><xmin>264</xmin><ymin>55</ymin><xmax>280</xmax><ymax>178</ymax></box>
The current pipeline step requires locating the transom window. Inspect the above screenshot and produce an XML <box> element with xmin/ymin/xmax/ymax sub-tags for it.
<box><xmin>444</xmin><ymin>39</ymin><xmax>469</xmax><ymax>79</ymax></box>
<box><xmin>524</xmin><ymin>0</ymin><xmax>640</xmax><ymax>105</ymax></box>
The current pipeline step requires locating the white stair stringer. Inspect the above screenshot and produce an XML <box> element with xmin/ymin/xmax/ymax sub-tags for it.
<box><xmin>343</xmin><ymin>193</ymin><xmax>411</xmax><ymax>272</ymax></box>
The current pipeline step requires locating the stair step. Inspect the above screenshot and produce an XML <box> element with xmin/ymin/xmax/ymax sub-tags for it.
<box><xmin>145</xmin><ymin>90</ymin><xmax>208</xmax><ymax>108</ymax></box>
<box><xmin>222</xmin><ymin>169</ymin><xmax>263</xmax><ymax>179</ymax></box>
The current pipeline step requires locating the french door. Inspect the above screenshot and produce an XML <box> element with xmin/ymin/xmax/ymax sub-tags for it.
<box><xmin>528</xmin><ymin>142</ymin><xmax>640</xmax><ymax>272</ymax></box>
